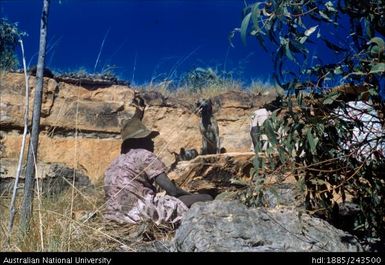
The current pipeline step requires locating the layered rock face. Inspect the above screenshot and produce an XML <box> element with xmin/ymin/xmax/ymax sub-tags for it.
<box><xmin>0</xmin><ymin>73</ymin><xmax>273</xmax><ymax>183</ymax></box>
<box><xmin>174</xmin><ymin>200</ymin><xmax>363</xmax><ymax>252</ymax></box>
<box><xmin>168</xmin><ymin>152</ymin><xmax>255</xmax><ymax>196</ymax></box>
<box><xmin>0</xmin><ymin>160</ymin><xmax>92</xmax><ymax>196</ymax></box>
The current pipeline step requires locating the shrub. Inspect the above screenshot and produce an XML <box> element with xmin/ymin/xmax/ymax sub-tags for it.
<box><xmin>236</xmin><ymin>0</ymin><xmax>385</xmax><ymax>245</ymax></box>
<box><xmin>247</xmin><ymin>91</ymin><xmax>385</xmax><ymax>241</ymax></box>
<box><xmin>180</xmin><ymin>67</ymin><xmax>233</xmax><ymax>92</ymax></box>
<box><xmin>0</xmin><ymin>18</ymin><xmax>24</xmax><ymax>70</ymax></box>
<box><xmin>236</xmin><ymin>0</ymin><xmax>385</xmax><ymax>98</ymax></box>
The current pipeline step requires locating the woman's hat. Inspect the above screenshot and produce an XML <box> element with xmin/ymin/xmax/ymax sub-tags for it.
<box><xmin>121</xmin><ymin>117</ymin><xmax>159</xmax><ymax>142</ymax></box>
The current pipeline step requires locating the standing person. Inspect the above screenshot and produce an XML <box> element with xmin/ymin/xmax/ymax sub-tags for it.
<box><xmin>104</xmin><ymin>117</ymin><xmax>212</xmax><ymax>225</ymax></box>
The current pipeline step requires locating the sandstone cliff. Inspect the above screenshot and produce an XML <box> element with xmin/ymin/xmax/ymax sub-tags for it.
<box><xmin>0</xmin><ymin>72</ymin><xmax>275</xmax><ymax>183</ymax></box>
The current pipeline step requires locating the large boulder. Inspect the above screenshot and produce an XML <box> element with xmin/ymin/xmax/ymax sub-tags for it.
<box><xmin>174</xmin><ymin>200</ymin><xmax>363</xmax><ymax>252</ymax></box>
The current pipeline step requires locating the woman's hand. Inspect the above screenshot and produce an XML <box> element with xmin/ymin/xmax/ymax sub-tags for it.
<box><xmin>154</xmin><ymin>173</ymin><xmax>191</xmax><ymax>197</ymax></box>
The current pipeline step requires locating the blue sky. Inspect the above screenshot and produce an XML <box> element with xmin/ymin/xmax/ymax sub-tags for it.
<box><xmin>0</xmin><ymin>0</ymin><xmax>275</xmax><ymax>85</ymax></box>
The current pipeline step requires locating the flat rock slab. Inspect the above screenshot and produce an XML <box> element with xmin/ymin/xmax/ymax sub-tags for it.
<box><xmin>174</xmin><ymin>200</ymin><xmax>363</xmax><ymax>252</ymax></box>
<box><xmin>169</xmin><ymin>152</ymin><xmax>255</xmax><ymax>196</ymax></box>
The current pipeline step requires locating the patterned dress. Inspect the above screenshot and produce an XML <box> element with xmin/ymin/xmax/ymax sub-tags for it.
<box><xmin>104</xmin><ymin>148</ymin><xmax>188</xmax><ymax>225</ymax></box>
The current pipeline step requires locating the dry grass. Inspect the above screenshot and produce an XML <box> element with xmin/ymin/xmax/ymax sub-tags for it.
<box><xmin>0</xmin><ymin>183</ymin><xmax>175</xmax><ymax>252</ymax></box>
<box><xmin>173</xmin><ymin>82</ymin><xmax>243</xmax><ymax>103</ymax></box>
<box><xmin>135</xmin><ymin>77</ymin><xmax>284</xmax><ymax>103</ymax></box>
<box><xmin>247</xmin><ymin>79</ymin><xmax>284</xmax><ymax>96</ymax></box>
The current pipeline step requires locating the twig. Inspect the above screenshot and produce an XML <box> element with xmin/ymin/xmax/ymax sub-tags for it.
<box><xmin>292</xmin><ymin>6</ymin><xmax>318</xmax><ymax>17</ymax></box>
<box><xmin>167</xmin><ymin>45</ymin><xmax>202</xmax><ymax>82</ymax></box>
<box><xmin>131</xmin><ymin>52</ymin><xmax>137</xmax><ymax>84</ymax></box>
<box><xmin>31</xmin><ymin>143</ymin><xmax>44</xmax><ymax>250</ymax></box>
<box><xmin>67</xmin><ymin>89</ymin><xmax>79</xmax><ymax>250</ymax></box>
<box><xmin>27</xmin><ymin>35</ymin><xmax>62</xmax><ymax>69</ymax></box>
<box><xmin>94</xmin><ymin>28</ymin><xmax>110</xmax><ymax>73</ymax></box>
<box><xmin>7</xmin><ymin>39</ymin><xmax>30</xmax><ymax>239</ymax></box>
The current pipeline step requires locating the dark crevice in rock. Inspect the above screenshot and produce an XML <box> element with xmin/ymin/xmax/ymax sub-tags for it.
<box><xmin>44</xmin><ymin>128</ymin><xmax>121</xmax><ymax>139</ymax></box>
<box><xmin>0</xmin><ymin>161</ymin><xmax>93</xmax><ymax>197</ymax></box>
<box><xmin>0</xmin><ymin>126</ymin><xmax>120</xmax><ymax>139</ymax></box>
<box><xmin>55</xmin><ymin>76</ymin><xmax>130</xmax><ymax>90</ymax></box>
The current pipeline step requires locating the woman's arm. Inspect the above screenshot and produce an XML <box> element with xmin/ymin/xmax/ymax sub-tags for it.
<box><xmin>154</xmin><ymin>173</ymin><xmax>191</xmax><ymax>197</ymax></box>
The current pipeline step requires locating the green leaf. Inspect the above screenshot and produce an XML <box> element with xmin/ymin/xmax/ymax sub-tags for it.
<box><xmin>323</xmin><ymin>91</ymin><xmax>340</xmax><ymax>105</ymax></box>
<box><xmin>230</xmin><ymin>178</ymin><xmax>249</xmax><ymax>187</ymax></box>
<box><xmin>333</xmin><ymin>66</ymin><xmax>343</xmax><ymax>75</ymax></box>
<box><xmin>249</xmin><ymin>167</ymin><xmax>256</xmax><ymax>177</ymax></box>
<box><xmin>269</xmin><ymin>187</ymin><xmax>279</xmax><ymax>200</ymax></box>
<box><xmin>228</xmin><ymin>28</ymin><xmax>239</xmax><ymax>48</ymax></box>
<box><xmin>368</xmin><ymin>88</ymin><xmax>378</xmax><ymax>96</ymax></box>
<box><xmin>367</xmin><ymin>37</ymin><xmax>385</xmax><ymax>52</ymax></box>
<box><xmin>296</xmin><ymin>16</ymin><xmax>306</xmax><ymax>29</ymax></box>
<box><xmin>251</xmin><ymin>3</ymin><xmax>263</xmax><ymax>34</ymax></box>
<box><xmin>370</xmin><ymin>63</ymin><xmax>385</xmax><ymax>74</ymax></box>
<box><xmin>319</xmin><ymin>10</ymin><xmax>334</xmax><ymax>23</ymax></box>
<box><xmin>364</xmin><ymin>18</ymin><xmax>374</xmax><ymax>38</ymax></box>
<box><xmin>316</xmin><ymin>123</ymin><xmax>325</xmax><ymax>135</ymax></box>
<box><xmin>261</xmin><ymin>159</ymin><xmax>266</xmax><ymax>174</ymax></box>
<box><xmin>309</xmin><ymin>179</ymin><xmax>327</xmax><ymax>185</ymax></box>
<box><xmin>241</xmin><ymin>12</ymin><xmax>252</xmax><ymax>46</ymax></box>
<box><xmin>256</xmin><ymin>34</ymin><xmax>268</xmax><ymax>52</ymax></box>
<box><xmin>299</xmin><ymin>36</ymin><xmax>307</xmax><ymax>44</ymax></box>
<box><xmin>325</xmin><ymin>1</ymin><xmax>337</xmax><ymax>12</ymax></box>
<box><xmin>297</xmin><ymin>92</ymin><xmax>303</xmax><ymax>106</ymax></box>
<box><xmin>285</xmin><ymin>41</ymin><xmax>295</xmax><ymax>62</ymax></box>
<box><xmin>307</xmin><ymin>129</ymin><xmax>317</xmax><ymax>154</ymax></box>
<box><xmin>285</xmin><ymin>46</ymin><xmax>295</xmax><ymax>61</ymax></box>
<box><xmin>322</xmin><ymin>38</ymin><xmax>348</xmax><ymax>52</ymax></box>
<box><xmin>304</xmin><ymin>25</ymin><xmax>318</xmax><ymax>37</ymax></box>
<box><xmin>290</xmin><ymin>39</ymin><xmax>308</xmax><ymax>54</ymax></box>
<box><xmin>348</xmin><ymin>71</ymin><xmax>366</xmax><ymax>76</ymax></box>
<box><xmin>368</xmin><ymin>37</ymin><xmax>385</xmax><ymax>58</ymax></box>
<box><xmin>264</xmin><ymin>120</ymin><xmax>277</xmax><ymax>146</ymax></box>
<box><xmin>278</xmin><ymin>146</ymin><xmax>287</xmax><ymax>164</ymax></box>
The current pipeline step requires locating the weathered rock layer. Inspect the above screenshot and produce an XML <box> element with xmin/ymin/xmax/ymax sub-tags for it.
<box><xmin>1</xmin><ymin>72</ymin><xmax>274</xmax><ymax>183</ymax></box>
<box><xmin>174</xmin><ymin>200</ymin><xmax>363</xmax><ymax>252</ymax></box>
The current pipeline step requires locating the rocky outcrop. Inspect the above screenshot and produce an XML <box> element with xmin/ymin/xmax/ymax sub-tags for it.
<box><xmin>2</xmin><ymin>133</ymin><xmax>121</xmax><ymax>182</ymax></box>
<box><xmin>256</xmin><ymin>182</ymin><xmax>304</xmax><ymax>208</ymax></box>
<box><xmin>174</xmin><ymin>200</ymin><xmax>363</xmax><ymax>252</ymax></box>
<box><xmin>168</xmin><ymin>152</ymin><xmax>304</xmax><ymax>208</ymax></box>
<box><xmin>168</xmin><ymin>152</ymin><xmax>255</xmax><ymax>196</ymax></box>
<box><xmin>0</xmin><ymin>159</ymin><xmax>92</xmax><ymax>196</ymax></box>
<box><xmin>1</xmin><ymin>72</ymin><xmax>275</xmax><ymax>182</ymax></box>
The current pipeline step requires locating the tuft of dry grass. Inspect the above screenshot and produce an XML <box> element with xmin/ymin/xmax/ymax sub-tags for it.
<box><xmin>0</xmin><ymin>183</ymin><xmax>174</xmax><ymax>252</ymax></box>
<box><xmin>247</xmin><ymin>79</ymin><xmax>284</xmax><ymax>96</ymax></box>
<box><xmin>171</xmin><ymin>80</ymin><xmax>243</xmax><ymax>102</ymax></box>
<box><xmin>136</xmin><ymin>77</ymin><xmax>283</xmax><ymax>103</ymax></box>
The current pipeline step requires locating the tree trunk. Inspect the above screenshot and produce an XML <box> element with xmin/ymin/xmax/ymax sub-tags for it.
<box><xmin>20</xmin><ymin>0</ymin><xmax>50</xmax><ymax>233</ymax></box>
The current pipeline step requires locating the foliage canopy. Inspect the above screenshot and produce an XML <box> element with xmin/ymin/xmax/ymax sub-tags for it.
<box><xmin>0</xmin><ymin>18</ymin><xmax>24</xmax><ymax>70</ymax></box>
<box><xmin>234</xmin><ymin>0</ymin><xmax>385</xmax><ymax>98</ymax></box>
<box><xmin>237</xmin><ymin>0</ymin><xmax>385</xmax><ymax>245</ymax></box>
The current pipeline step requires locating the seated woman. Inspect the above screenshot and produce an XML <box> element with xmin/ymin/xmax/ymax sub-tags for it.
<box><xmin>104</xmin><ymin>117</ymin><xmax>212</xmax><ymax>225</ymax></box>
